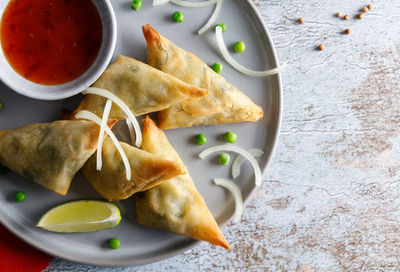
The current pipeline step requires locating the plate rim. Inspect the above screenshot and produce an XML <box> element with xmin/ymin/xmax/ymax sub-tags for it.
<box><xmin>0</xmin><ymin>0</ymin><xmax>283</xmax><ymax>266</ymax></box>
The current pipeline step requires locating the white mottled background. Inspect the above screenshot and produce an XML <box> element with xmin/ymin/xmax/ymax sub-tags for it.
<box><xmin>44</xmin><ymin>0</ymin><xmax>400</xmax><ymax>271</ymax></box>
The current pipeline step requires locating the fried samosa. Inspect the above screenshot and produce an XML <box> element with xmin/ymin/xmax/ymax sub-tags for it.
<box><xmin>0</xmin><ymin>120</ymin><xmax>103</xmax><ymax>195</ymax></box>
<box><xmin>136</xmin><ymin>116</ymin><xmax>229</xmax><ymax>249</ymax></box>
<box><xmin>81</xmin><ymin>137</ymin><xmax>186</xmax><ymax>202</ymax></box>
<box><xmin>74</xmin><ymin>55</ymin><xmax>209</xmax><ymax>119</ymax></box>
<box><xmin>142</xmin><ymin>24</ymin><xmax>263</xmax><ymax>129</ymax></box>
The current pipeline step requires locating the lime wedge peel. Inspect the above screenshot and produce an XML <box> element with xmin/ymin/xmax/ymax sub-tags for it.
<box><xmin>36</xmin><ymin>200</ymin><xmax>121</xmax><ymax>233</ymax></box>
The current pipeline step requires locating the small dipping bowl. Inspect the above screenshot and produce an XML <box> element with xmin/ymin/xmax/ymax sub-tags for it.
<box><xmin>0</xmin><ymin>0</ymin><xmax>117</xmax><ymax>100</ymax></box>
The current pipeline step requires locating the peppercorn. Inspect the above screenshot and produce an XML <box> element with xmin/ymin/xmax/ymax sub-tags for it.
<box><xmin>344</xmin><ymin>29</ymin><xmax>350</xmax><ymax>35</ymax></box>
<box><xmin>317</xmin><ymin>44</ymin><xmax>325</xmax><ymax>51</ymax></box>
<box><xmin>336</xmin><ymin>12</ymin><xmax>341</xmax><ymax>18</ymax></box>
<box><xmin>343</xmin><ymin>15</ymin><xmax>349</xmax><ymax>20</ymax></box>
<box><xmin>361</xmin><ymin>6</ymin><xmax>369</xmax><ymax>13</ymax></box>
<box><xmin>298</xmin><ymin>17</ymin><xmax>304</xmax><ymax>24</ymax></box>
<box><xmin>367</xmin><ymin>4</ymin><xmax>372</xmax><ymax>10</ymax></box>
<box><xmin>356</xmin><ymin>13</ymin><xmax>363</xmax><ymax>19</ymax></box>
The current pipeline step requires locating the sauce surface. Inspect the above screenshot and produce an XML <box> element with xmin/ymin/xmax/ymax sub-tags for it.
<box><xmin>1</xmin><ymin>0</ymin><xmax>102</xmax><ymax>85</ymax></box>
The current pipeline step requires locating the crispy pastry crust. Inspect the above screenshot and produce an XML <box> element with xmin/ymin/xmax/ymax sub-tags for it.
<box><xmin>142</xmin><ymin>24</ymin><xmax>263</xmax><ymax>129</ymax></box>
<box><xmin>81</xmin><ymin>137</ymin><xmax>186</xmax><ymax>202</ymax></box>
<box><xmin>0</xmin><ymin>120</ymin><xmax>102</xmax><ymax>195</ymax></box>
<box><xmin>73</xmin><ymin>55</ymin><xmax>208</xmax><ymax>119</ymax></box>
<box><xmin>136</xmin><ymin>116</ymin><xmax>230</xmax><ymax>249</ymax></box>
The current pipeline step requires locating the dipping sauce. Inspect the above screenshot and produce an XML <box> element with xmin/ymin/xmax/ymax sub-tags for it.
<box><xmin>0</xmin><ymin>0</ymin><xmax>102</xmax><ymax>85</ymax></box>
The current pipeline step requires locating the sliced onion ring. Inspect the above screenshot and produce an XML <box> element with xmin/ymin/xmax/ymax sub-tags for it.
<box><xmin>153</xmin><ymin>0</ymin><xmax>170</xmax><ymax>5</ymax></box>
<box><xmin>232</xmin><ymin>149</ymin><xmax>264</xmax><ymax>179</ymax></box>
<box><xmin>199</xmin><ymin>144</ymin><xmax>262</xmax><ymax>186</ymax></box>
<box><xmin>154</xmin><ymin>0</ymin><xmax>217</xmax><ymax>7</ymax></box>
<box><xmin>82</xmin><ymin>87</ymin><xmax>142</xmax><ymax>147</ymax></box>
<box><xmin>75</xmin><ymin>110</ymin><xmax>131</xmax><ymax>181</ymax></box>
<box><xmin>215</xmin><ymin>26</ymin><xmax>286</xmax><ymax>76</ymax></box>
<box><xmin>126</xmin><ymin>119</ymin><xmax>136</xmax><ymax>146</ymax></box>
<box><xmin>213</xmin><ymin>178</ymin><xmax>243</xmax><ymax>222</ymax></box>
<box><xmin>197</xmin><ymin>0</ymin><xmax>222</xmax><ymax>35</ymax></box>
<box><xmin>96</xmin><ymin>99</ymin><xmax>112</xmax><ymax>171</ymax></box>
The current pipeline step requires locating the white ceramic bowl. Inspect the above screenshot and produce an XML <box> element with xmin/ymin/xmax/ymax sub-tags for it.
<box><xmin>0</xmin><ymin>0</ymin><xmax>117</xmax><ymax>100</ymax></box>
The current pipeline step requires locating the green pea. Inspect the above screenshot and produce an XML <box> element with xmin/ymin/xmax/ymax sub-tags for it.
<box><xmin>218</xmin><ymin>153</ymin><xmax>230</xmax><ymax>165</ymax></box>
<box><xmin>131</xmin><ymin>0</ymin><xmax>143</xmax><ymax>10</ymax></box>
<box><xmin>211</xmin><ymin>62</ymin><xmax>223</xmax><ymax>74</ymax></box>
<box><xmin>233</xmin><ymin>41</ymin><xmax>246</xmax><ymax>53</ymax></box>
<box><xmin>195</xmin><ymin>133</ymin><xmax>207</xmax><ymax>145</ymax></box>
<box><xmin>15</xmin><ymin>191</ymin><xmax>26</xmax><ymax>202</ymax></box>
<box><xmin>224</xmin><ymin>131</ymin><xmax>237</xmax><ymax>143</ymax></box>
<box><xmin>0</xmin><ymin>163</ymin><xmax>10</xmax><ymax>175</ymax></box>
<box><xmin>215</xmin><ymin>23</ymin><xmax>227</xmax><ymax>32</ymax></box>
<box><xmin>173</xmin><ymin>11</ymin><xmax>184</xmax><ymax>23</ymax></box>
<box><xmin>109</xmin><ymin>238</ymin><xmax>120</xmax><ymax>249</ymax></box>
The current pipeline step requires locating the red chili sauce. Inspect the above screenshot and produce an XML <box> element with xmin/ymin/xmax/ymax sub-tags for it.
<box><xmin>0</xmin><ymin>0</ymin><xmax>102</xmax><ymax>85</ymax></box>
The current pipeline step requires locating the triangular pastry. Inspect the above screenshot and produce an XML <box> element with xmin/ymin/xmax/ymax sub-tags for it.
<box><xmin>135</xmin><ymin>116</ymin><xmax>229</xmax><ymax>249</ymax></box>
<box><xmin>142</xmin><ymin>24</ymin><xmax>263</xmax><ymax>129</ymax></box>
<box><xmin>74</xmin><ymin>55</ymin><xmax>209</xmax><ymax>119</ymax></box>
<box><xmin>0</xmin><ymin>120</ymin><xmax>102</xmax><ymax>195</ymax></box>
<box><xmin>81</xmin><ymin>137</ymin><xmax>186</xmax><ymax>202</ymax></box>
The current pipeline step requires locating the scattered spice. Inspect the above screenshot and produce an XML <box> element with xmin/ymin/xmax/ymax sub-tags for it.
<box><xmin>298</xmin><ymin>17</ymin><xmax>304</xmax><ymax>24</ymax></box>
<box><xmin>310</xmin><ymin>5</ymin><xmax>375</xmax><ymax>53</ymax></box>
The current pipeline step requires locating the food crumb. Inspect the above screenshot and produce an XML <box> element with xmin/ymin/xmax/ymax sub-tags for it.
<box><xmin>336</xmin><ymin>12</ymin><xmax>342</xmax><ymax>18</ymax></box>
<box><xmin>298</xmin><ymin>17</ymin><xmax>304</xmax><ymax>24</ymax></box>
<box><xmin>343</xmin><ymin>15</ymin><xmax>349</xmax><ymax>20</ymax></box>
<box><xmin>361</xmin><ymin>6</ymin><xmax>369</xmax><ymax>13</ymax></box>
<box><xmin>317</xmin><ymin>44</ymin><xmax>325</xmax><ymax>51</ymax></box>
<box><xmin>344</xmin><ymin>29</ymin><xmax>351</xmax><ymax>35</ymax></box>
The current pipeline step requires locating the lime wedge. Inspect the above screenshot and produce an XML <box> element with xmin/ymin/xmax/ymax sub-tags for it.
<box><xmin>36</xmin><ymin>200</ymin><xmax>121</xmax><ymax>233</ymax></box>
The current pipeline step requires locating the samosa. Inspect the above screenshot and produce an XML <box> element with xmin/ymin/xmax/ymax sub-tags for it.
<box><xmin>74</xmin><ymin>55</ymin><xmax>209</xmax><ymax>119</ymax></box>
<box><xmin>81</xmin><ymin>137</ymin><xmax>186</xmax><ymax>202</ymax></box>
<box><xmin>135</xmin><ymin>117</ymin><xmax>229</xmax><ymax>249</ymax></box>
<box><xmin>142</xmin><ymin>24</ymin><xmax>263</xmax><ymax>129</ymax></box>
<box><xmin>0</xmin><ymin>120</ymin><xmax>104</xmax><ymax>195</ymax></box>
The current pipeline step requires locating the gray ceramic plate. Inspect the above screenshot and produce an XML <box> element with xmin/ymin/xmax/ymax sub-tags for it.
<box><xmin>0</xmin><ymin>0</ymin><xmax>282</xmax><ymax>266</ymax></box>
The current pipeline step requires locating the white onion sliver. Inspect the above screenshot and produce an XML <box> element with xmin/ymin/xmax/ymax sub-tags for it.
<box><xmin>154</xmin><ymin>0</ymin><xmax>217</xmax><ymax>7</ymax></box>
<box><xmin>197</xmin><ymin>0</ymin><xmax>222</xmax><ymax>35</ymax></box>
<box><xmin>153</xmin><ymin>0</ymin><xmax>170</xmax><ymax>5</ymax></box>
<box><xmin>126</xmin><ymin>119</ymin><xmax>136</xmax><ymax>146</ymax></box>
<box><xmin>75</xmin><ymin>110</ymin><xmax>131</xmax><ymax>181</ymax></box>
<box><xmin>215</xmin><ymin>26</ymin><xmax>286</xmax><ymax>76</ymax></box>
<box><xmin>199</xmin><ymin>144</ymin><xmax>262</xmax><ymax>186</ymax></box>
<box><xmin>171</xmin><ymin>0</ymin><xmax>217</xmax><ymax>8</ymax></box>
<box><xmin>82</xmin><ymin>87</ymin><xmax>142</xmax><ymax>147</ymax></box>
<box><xmin>232</xmin><ymin>149</ymin><xmax>264</xmax><ymax>179</ymax></box>
<box><xmin>96</xmin><ymin>99</ymin><xmax>112</xmax><ymax>171</ymax></box>
<box><xmin>213</xmin><ymin>178</ymin><xmax>243</xmax><ymax>222</ymax></box>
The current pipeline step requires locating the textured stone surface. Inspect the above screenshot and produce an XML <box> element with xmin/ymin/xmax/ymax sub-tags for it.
<box><xmin>44</xmin><ymin>0</ymin><xmax>400</xmax><ymax>271</ymax></box>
